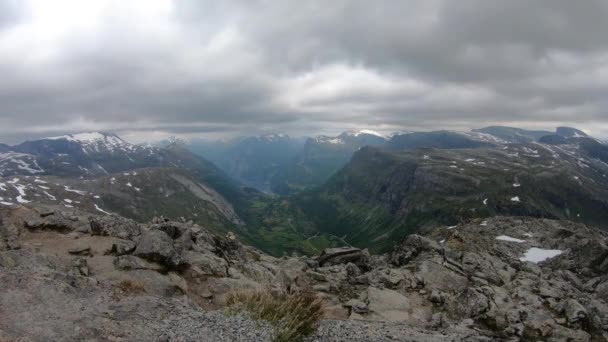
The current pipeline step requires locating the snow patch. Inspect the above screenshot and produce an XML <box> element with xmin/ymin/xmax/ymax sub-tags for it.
<box><xmin>496</xmin><ymin>235</ymin><xmax>525</xmax><ymax>243</ymax></box>
<box><xmin>43</xmin><ymin>191</ymin><xmax>56</xmax><ymax>200</ymax></box>
<box><xmin>13</xmin><ymin>183</ymin><xmax>30</xmax><ymax>203</ymax></box>
<box><xmin>94</xmin><ymin>204</ymin><xmax>111</xmax><ymax>215</ymax></box>
<box><xmin>16</xmin><ymin>195</ymin><xmax>31</xmax><ymax>203</ymax></box>
<box><xmin>64</xmin><ymin>186</ymin><xmax>87</xmax><ymax>195</ymax></box>
<box><xmin>520</xmin><ymin>248</ymin><xmax>563</xmax><ymax>263</ymax></box>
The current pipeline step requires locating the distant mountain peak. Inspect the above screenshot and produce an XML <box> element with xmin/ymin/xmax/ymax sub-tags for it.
<box><xmin>257</xmin><ymin>133</ymin><xmax>289</xmax><ymax>142</ymax></box>
<box><xmin>43</xmin><ymin>131</ymin><xmax>134</xmax><ymax>154</ymax></box>
<box><xmin>313</xmin><ymin>135</ymin><xmax>345</xmax><ymax>145</ymax></box>
<box><xmin>45</xmin><ymin>131</ymin><xmax>119</xmax><ymax>142</ymax></box>
<box><xmin>340</xmin><ymin>129</ymin><xmax>386</xmax><ymax>138</ymax></box>
<box><xmin>556</xmin><ymin>127</ymin><xmax>588</xmax><ymax>138</ymax></box>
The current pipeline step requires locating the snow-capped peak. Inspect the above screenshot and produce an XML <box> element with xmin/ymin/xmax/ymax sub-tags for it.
<box><xmin>46</xmin><ymin>132</ymin><xmax>115</xmax><ymax>143</ymax></box>
<box><xmin>342</xmin><ymin>129</ymin><xmax>386</xmax><ymax>138</ymax></box>
<box><xmin>258</xmin><ymin>133</ymin><xmax>289</xmax><ymax>142</ymax></box>
<box><xmin>45</xmin><ymin>132</ymin><xmax>133</xmax><ymax>154</ymax></box>
<box><xmin>314</xmin><ymin>135</ymin><xmax>344</xmax><ymax>145</ymax></box>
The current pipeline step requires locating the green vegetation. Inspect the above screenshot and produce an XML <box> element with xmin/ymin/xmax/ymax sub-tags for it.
<box><xmin>226</xmin><ymin>289</ymin><xmax>324</xmax><ymax>342</ymax></box>
<box><xmin>95</xmin><ymin>142</ymin><xmax>608</xmax><ymax>258</ymax></box>
<box><xmin>247</xmin><ymin>144</ymin><xmax>608</xmax><ymax>255</ymax></box>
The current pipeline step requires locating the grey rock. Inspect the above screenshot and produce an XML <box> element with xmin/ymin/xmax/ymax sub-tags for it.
<box><xmin>345</xmin><ymin>299</ymin><xmax>368</xmax><ymax>314</ymax></box>
<box><xmin>345</xmin><ymin>262</ymin><xmax>361</xmax><ymax>278</ymax></box>
<box><xmin>318</xmin><ymin>247</ymin><xmax>370</xmax><ymax>270</ymax></box>
<box><xmin>182</xmin><ymin>250</ymin><xmax>227</xmax><ymax>277</ymax></box>
<box><xmin>595</xmin><ymin>281</ymin><xmax>608</xmax><ymax>301</ymax></box>
<box><xmin>429</xmin><ymin>289</ymin><xmax>445</xmax><ymax>306</ymax></box>
<box><xmin>446</xmin><ymin>288</ymin><xmax>489</xmax><ymax>319</ymax></box>
<box><xmin>67</xmin><ymin>246</ymin><xmax>91</xmax><ymax>256</ymax></box>
<box><xmin>108</xmin><ymin>239</ymin><xmax>137</xmax><ymax>256</ymax></box>
<box><xmin>361</xmin><ymin>287</ymin><xmax>410</xmax><ymax>322</ymax></box>
<box><xmin>388</xmin><ymin>234</ymin><xmax>441</xmax><ymax>266</ymax></box>
<box><xmin>71</xmin><ymin>257</ymin><xmax>89</xmax><ymax>276</ymax></box>
<box><xmin>90</xmin><ymin>215</ymin><xmax>141</xmax><ymax>240</ymax></box>
<box><xmin>133</xmin><ymin>229</ymin><xmax>181</xmax><ymax>268</ymax></box>
<box><xmin>113</xmin><ymin>255</ymin><xmax>163</xmax><ymax>271</ymax></box>
<box><xmin>562</xmin><ymin>299</ymin><xmax>588</xmax><ymax>329</ymax></box>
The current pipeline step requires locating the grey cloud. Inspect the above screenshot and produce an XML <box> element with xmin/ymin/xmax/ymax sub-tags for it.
<box><xmin>0</xmin><ymin>0</ymin><xmax>608</xmax><ymax>143</ymax></box>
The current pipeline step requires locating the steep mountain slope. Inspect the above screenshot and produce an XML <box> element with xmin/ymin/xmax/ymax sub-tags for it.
<box><xmin>0</xmin><ymin>169</ymin><xmax>242</xmax><ymax>233</ymax></box>
<box><xmin>289</xmin><ymin>139</ymin><xmax>608</xmax><ymax>253</ymax></box>
<box><xmin>204</xmin><ymin>134</ymin><xmax>304</xmax><ymax>192</ymax></box>
<box><xmin>0</xmin><ymin>132</ymin><xmax>243</xmax><ymax>199</ymax></box>
<box><xmin>556</xmin><ymin>126</ymin><xmax>589</xmax><ymax>138</ymax></box>
<box><xmin>0</xmin><ymin>133</ymin><xmax>275</xmax><ymax>241</ymax></box>
<box><xmin>269</xmin><ymin>130</ymin><xmax>388</xmax><ymax>195</ymax></box>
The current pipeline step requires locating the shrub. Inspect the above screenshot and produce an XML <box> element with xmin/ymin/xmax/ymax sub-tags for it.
<box><xmin>225</xmin><ymin>289</ymin><xmax>324</xmax><ymax>342</ymax></box>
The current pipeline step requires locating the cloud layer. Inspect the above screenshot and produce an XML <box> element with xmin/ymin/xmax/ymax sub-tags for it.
<box><xmin>1</xmin><ymin>0</ymin><xmax>608</xmax><ymax>143</ymax></box>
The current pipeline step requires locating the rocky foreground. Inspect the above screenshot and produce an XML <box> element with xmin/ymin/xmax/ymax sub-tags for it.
<box><xmin>1</xmin><ymin>205</ymin><xmax>608</xmax><ymax>341</ymax></box>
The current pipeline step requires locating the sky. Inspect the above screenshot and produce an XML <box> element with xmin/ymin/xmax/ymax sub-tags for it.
<box><xmin>1</xmin><ymin>0</ymin><xmax>608</xmax><ymax>143</ymax></box>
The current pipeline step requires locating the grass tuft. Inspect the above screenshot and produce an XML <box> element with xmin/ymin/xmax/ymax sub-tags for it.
<box><xmin>225</xmin><ymin>289</ymin><xmax>324</xmax><ymax>342</ymax></box>
<box><xmin>115</xmin><ymin>279</ymin><xmax>146</xmax><ymax>295</ymax></box>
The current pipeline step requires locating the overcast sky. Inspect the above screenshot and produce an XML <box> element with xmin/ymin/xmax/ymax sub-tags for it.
<box><xmin>1</xmin><ymin>0</ymin><xmax>608</xmax><ymax>143</ymax></box>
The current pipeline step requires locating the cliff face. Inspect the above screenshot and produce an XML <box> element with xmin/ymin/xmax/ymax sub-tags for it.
<box><xmin>1</xmin><ymin>205</ymin><xmax>608</xmax><ymax>341</ymax></box>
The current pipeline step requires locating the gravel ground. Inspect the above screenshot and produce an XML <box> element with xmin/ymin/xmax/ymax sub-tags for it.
<box><xmin>147</xmin><ymin>311</ymin><xmax>274</xmax><ymax>342</ymax></box>
<box><xmin>307</xmin><ymin>319</ymin><xmax>494</xmax><ymax>342</ymax></box>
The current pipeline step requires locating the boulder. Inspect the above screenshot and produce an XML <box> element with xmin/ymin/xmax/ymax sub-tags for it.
<box><xmin>90</xmin><ymin>215</ymin><xmax>141</xmax><ymax>240</ymax></box>
<box><xmin>67</xmin><ymin>246</ymin><xmax>91</xmax><ymax>256</ymax></box>
<box><xmin>150</xmin><ymin>222</ymin><xmax>190</xmax><ymax>240</ymax></box>
<box><xmin>182</xmin><ymin>251</ymin><xmax>227</xmax><ymax>277</ymax></box>
<box><xmin>22</xmin><ymin>209</ymin><xmax>86</xmax><ymax>233</ymax></box>
<box><xmin>345</xmin><ymin>299</ymin><xmax>368</xmax><ymax>314</ymax></box>
<box><xmin>174</xmin><ymin>231</ymin><xmax>193</xmax><ymax>252</ymax></box>
<box><xmin>362</xmin><ymin>287</ymin><xmax>410</xmax><ymax>322</ymax></box>
<box><xmin>133</xmin><ymin>229</ymin><xmax>181</xmax><ymax>268</ymax></box>
<box><xmin>446</xmin><ymin>288</ymin><xmax>489</xmax><ymax>319</ymax></box>
<box><xmin>277</xmin><ymin>258</ymin><xmax>308</xmax><ymax>290</ymax></box>
<box><xmin>345</xmin><ymin>262</ymin><xmax>361</xmax><ymax>278</ymax></box>
<box><xmin>562</xmin><ymin>299</ymin><xmax>588</xmax><ymax>329</ymax></box>
<box><xmin>108</xmin><ymin>239</ymin><xmax>137</xmax><ymax>256</ymax></box>
<box><xmin>388</xmin><ymin>235</ymin><xmax>441</xmax><ymax>266</ymax></box>
<box><xmin>318</xmin><ymin>247</ymin><xmax>370</xmax><ymax>270</ymax></box>
<box><xmin>595</xmin><ymin>281</ymin><xmax>608</xmax><ymax>302</ymax></box>
<box><xmin>113</xmin><ymin>255</ymin><xmax>163</xmax><ymax>271</ymax></box>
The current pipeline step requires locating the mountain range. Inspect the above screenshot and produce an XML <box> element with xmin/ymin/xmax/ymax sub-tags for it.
<box><xmin>1</xmin><ymin>126</ymin><xmax>607</xmax><ymax>256</ymax></box>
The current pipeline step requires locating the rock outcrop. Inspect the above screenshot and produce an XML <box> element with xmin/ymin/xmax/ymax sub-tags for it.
<box><xmin>1</xmin><ymin>206</ymin><xmax>608</xmax><ymax>341</ymax></box>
